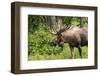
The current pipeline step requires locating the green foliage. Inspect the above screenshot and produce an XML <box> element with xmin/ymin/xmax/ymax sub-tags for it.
<box><xmin>28</xmin><ymin>44</ymin><xmax>88</xmax><ymax>60</ymax></box>
<box><xmin>28</xmin><ymin>25</ymin><xmax>62</xmax><ymax>56</ymax></box>
<box><xmin>63</xmin><ymin>17</ymin><xmax>73</xmax><ymax>26</ymax></box>
<box><xmin>28</xmin><ymin>15</ymin><xmax>46</xmax><ymax>32</ymax></box>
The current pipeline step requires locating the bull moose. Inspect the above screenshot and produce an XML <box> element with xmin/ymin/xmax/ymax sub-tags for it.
<box><xmin>49</xmin><ymin>26</ymin><xmax>88</xmax><ymax>58</ymax></box>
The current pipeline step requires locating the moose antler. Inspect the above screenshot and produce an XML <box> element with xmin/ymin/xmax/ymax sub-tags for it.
<box><xmin>49</xmin><ymin>16</ymin><xmax>72</xmax><ymax>35</ymax></box>
<box><xmin>49</xmin><ymin>25</ymin><xmax>72</xmax><ymax>35</ymax></box>
<box><xmin>49</xmin><ymin>27</ymin><xmax>58</xmax><ymax>35</ymax></box>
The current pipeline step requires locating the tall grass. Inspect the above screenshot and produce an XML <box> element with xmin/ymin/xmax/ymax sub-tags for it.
<box><xmin>28</xmin><ymin>44</ymin><xmax>88</xmax><ymax>60</ymax></box>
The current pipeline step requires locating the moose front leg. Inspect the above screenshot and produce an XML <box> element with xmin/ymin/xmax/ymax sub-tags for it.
<box><xmin>59</xmin><ymin>42</ymin><xmax>64</xmax><ymax>50</ymax></box>
<box><xmin>69</xmin><ymin>45</ymin><xmax>74</xmax><ymax>59</ymax></box>
<box><xmin>78</xmin><ymin>45</ymin><xmax>82</xmax><ymax>58</ymax></box>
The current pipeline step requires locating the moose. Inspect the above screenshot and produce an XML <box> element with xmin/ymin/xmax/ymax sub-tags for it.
<box><xmin>49</xmin><ymin>26</ymin><xmax>88</xmax><ymax>59</ymax></box>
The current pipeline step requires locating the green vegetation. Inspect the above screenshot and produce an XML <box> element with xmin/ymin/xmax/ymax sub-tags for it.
<box><xmin>28</xmin><ymin>43</ymin><xmax>88</xmax><ymax>60</ymax></box>
<box><xmin>28</xmin><ymin>15</ymin><xmax>88</xmax><ymax>61</ymax></box>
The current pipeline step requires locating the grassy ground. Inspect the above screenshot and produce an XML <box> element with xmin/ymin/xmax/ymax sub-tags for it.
<box><xmin>28</xmin><ymin>44</ymin><xmax>88</xmax><ymax>61</ymax></box>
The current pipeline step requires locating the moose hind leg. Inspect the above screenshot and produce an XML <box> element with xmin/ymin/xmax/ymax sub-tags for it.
<box><xmin>69</xmin><ymin>45</ymin><xmax>74</xmax><ymax>59</ymax></box>
<box><xmin>78</xmin><ymin>46</ymin><xmax>82</xmax><ymax>58</ymax></box>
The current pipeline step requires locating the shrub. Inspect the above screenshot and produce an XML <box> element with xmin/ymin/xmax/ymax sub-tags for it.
<box><xmin>28</xmin><ymin>25</ymin><xmax>62</xmax><ymax>56</ymax></box>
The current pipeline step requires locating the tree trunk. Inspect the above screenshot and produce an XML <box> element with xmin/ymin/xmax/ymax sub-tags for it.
<box><xmin>79</xmin><ymin>17</ymin><xmax>83</xmax><ymax>27</ymax></box>
<box><xmin>46</xmin><ymin>16</ymin><xmax>63</xmax><ymax>32</ymax></box>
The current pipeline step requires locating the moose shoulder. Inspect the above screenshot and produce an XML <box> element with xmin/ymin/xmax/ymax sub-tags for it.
<box><xmin>50</xmin><ymin>27</ymin><xmax>88</xmax><ymax>58</ymax></box>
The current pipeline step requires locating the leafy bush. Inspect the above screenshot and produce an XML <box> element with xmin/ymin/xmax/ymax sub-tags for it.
<box><xmin>28</xmin><ymin>25</ymin><xmax>62</xmax><ymax>56</ymax></box>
